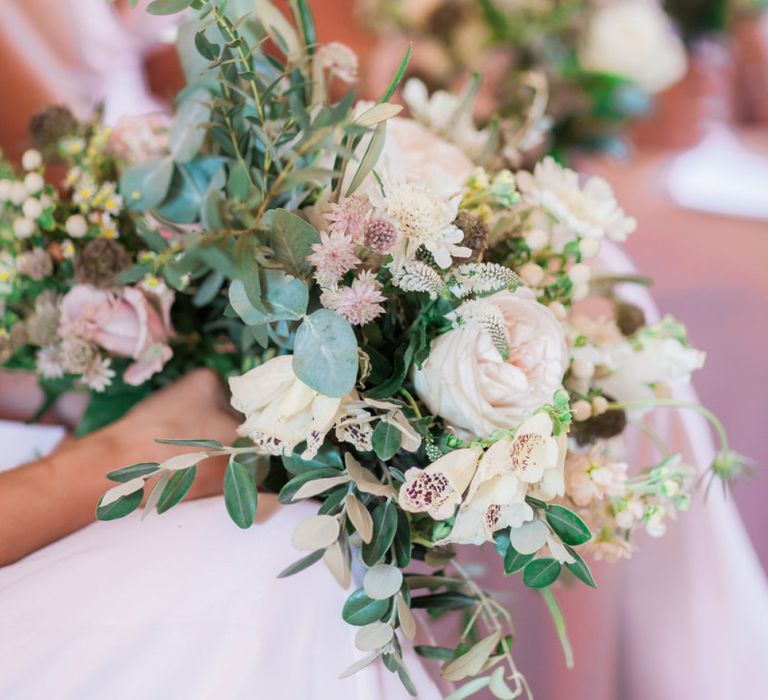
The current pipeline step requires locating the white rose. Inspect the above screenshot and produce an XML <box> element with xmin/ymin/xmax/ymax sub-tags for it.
<box><xmin>578</xmin><ymin>0</ymin><xmax>688</xmax><ymax>94</ymax></box>
<box><xmin>413</xmin><ymin>289</ymin><xmax>568</xmax><ymax>437</ymax></box>
<box><xmin>229</xmin><ymin>355</ymin><xmax>345</xmax><ymax>458</ymax></box>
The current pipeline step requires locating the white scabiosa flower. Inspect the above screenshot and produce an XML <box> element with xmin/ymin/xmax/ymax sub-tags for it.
<box><xmin>516</xmin><ymin>157</ymin><xmax>636</xmax><ymax>243</ymax></box>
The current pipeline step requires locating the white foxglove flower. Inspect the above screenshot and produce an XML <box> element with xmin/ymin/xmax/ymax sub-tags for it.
<box><xmin>229</xmin><ymin>355</ymin><xmax>347</xmax><ymax>459</ymax></box>
<box><xmin>398</xmin><ymin>447</ymin><xmax>481</xmax><ymax>520</ymax></box>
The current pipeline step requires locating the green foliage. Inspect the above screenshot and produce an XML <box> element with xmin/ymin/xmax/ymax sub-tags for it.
<box><xmin>96</xmin><ymin>489</ymin><xmax>144</xmax><ymax>521</ymax></box>
<box><xmin>342</xmin><ymin>588</ymin><xmax>390</xmax><ymax>626</ymax></box>
<box><xmin>278</xmin><ymin>467</ymin><xmax>345</xmax><ymax>504</ymax></box>
<box><xmin>106</xmin><ymin>463</ymin><xmax>160</xmax><ymax>483</ymax></box>
<box><xmin>362</xmin><ymin>500</ymin><xmax>398</xmax><ymax>566</ymax></box>
<box><xmin>522</xmin><ymin>558</ymin><xmax>562</xmax><ymax>588</ymax></box>
<box><xmin>372</xmin><ymin>419</ymin><xmax>402</xmax><ymax>461</ymax></box>
<box><xmin>224</xmin><ymin>458</ymin><xmax>258</xmax><ymax>528</ymax></box>
<box><xmin>156</xmin><ymin>466</ymin><xmax>197</xmax><ymax>513</ymax></box>
<box><xmin>546</xmin><ymin>505</ymin><xmax>592</xmax><ymax>546</ymax></box>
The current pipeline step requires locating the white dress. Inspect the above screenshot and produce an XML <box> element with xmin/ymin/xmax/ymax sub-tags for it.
<box><xmin>0</xmin><ymin>422</ymin><xmax>442</xmax><ymax>700</ymax></box>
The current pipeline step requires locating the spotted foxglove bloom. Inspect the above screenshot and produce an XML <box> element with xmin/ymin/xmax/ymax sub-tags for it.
<box><xmin>516</xmin><ymin>157</ymin><xmax>636</xmax><ymax>243</ymax></box>
<box><xmin>413</xmin><ymin>289</ymin><xmax>568</xmax><ymax>437</ymax></box>
<box><xmin>398</xmin><ymin>447</ymin><xmax>481</xmax><ymax>520</ymax></box>
<box><xmin>229</xmin><ymin>355</ymin><xmax>347</xmax><ymax>459</ymax></box>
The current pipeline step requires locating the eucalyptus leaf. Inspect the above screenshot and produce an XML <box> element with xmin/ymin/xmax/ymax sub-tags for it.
<box><xmin>279</xmin><ymin>467</ymin><xmax>345</xmax><ymax>503</ymax></box>
<box><xmin>106</xmin><ymin>462</ymin><xmax>160</xmax><ymax>483</ymax></box>
<box><xmin>155</xmin><ymin>438</ymin><xmax>223</xmax><ymax>449</ymax></box>
<box><xmin>170</xmin><ymin>89</ymin><xmax>211</xmax><ymax>162</ymax></box>
<box><xmin>277</xmin><ymin>549</ymin><xmax>324</xmax><ymax>578</ymax></box>
<box><xmin>263</xmin><ymin>208</ymin><xmax>320</xmax><ymax>278</ymax></box>
<box><xmin>120</xmin><ymin>158</ymin><xmax>174</xmax><ymax>211</ymax></box>
<box><xmin>441</xmin><ymin>631</ymin><xmax>501</xmax><ymax>682</ymax></box>
<box><xmin>147</xmin><ymin>0</ymin><xmax>192</xmax><ymax>15</ymax></box>
<box><xmin>96</xmin><ymin>488</ymin><xmax>143</xmax><ymax>521</ymax></box>
<box><xmin>355</xmin><ymin>621</ymin><xmax>394</xmax><ymax>652</ymax></box>
<box><xmin>372</xmin><ymin>418</ymin><xmax>402</xmax><ymax>461</ymax></box>
<box><xmin>565</xmin><ymin>546</ymin><xmax>597</xmax><ymax>588</ymax></box>
<box><xmin>293</xmin><ymin>309</ymin><xmax>358</xmax><ymax>398</ymax></box>
<box><xmin>363</xmin><ymin>564</ymin><xmax>403</xmax><ymax>601</ymax></box>
<box><xmin>292</xmin><ymin>514</ymin><xmax>340</xmax><ymax>550</ymax></box>
<box><xmin>503</xmin><ymin>543</ymin><xmax>535</xmax><ymax>575</ymax></box>
<box><xmin>346</xmin><ymin>121</ymin><xmax>386</xmax><ymax>196</ymax></box>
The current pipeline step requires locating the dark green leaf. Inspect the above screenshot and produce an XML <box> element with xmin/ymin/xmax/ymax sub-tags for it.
<box><xmin>565</xmin><ymin>547</ymin><xmax>597</xmax><ymax>588</ymax></box>
<box><xmin>155</xmin><ymin>438</ymin><xmax>223</xmax><ymax>449</ymax></box>
<box><xmin>414</xmin><ymin>645</ymin><xmax>456</xmax><ymax>661</ymax></box>
<box><xmin>504</xmin><ymin>543</ymin><xmax>535</xmax><ymax>575</ymax></box>
<box><xmin>362</xmin><ymin>500</ymin><xmax>397</xmax><ymax>566</ymax></box>
<box><xmin>157</xmin><ymin>466</ymin><xmax>197</xmax><ymax>514</ymax></box>
<box><xmin>410</xmin><ymin>592</ymin><xmax>477</xmax><ymax>611</ymax></box>
<box><xmin>342</xmin><ymin>588</ymin><xmax>390</xmax><ymax>626</ymax></box>
<box><xmin>546</xmin><ymin>505</ymin><xmax>592</xmax><ymax>546</ymax></box>
<box><xmin>96</xmin><ymin>489</ymin><xmax>143</xmax><ymax>521</ymax></box>
<box><xmin>378</xmin><ymin>43</ymin><xmax>411</xmax><ymax>103</ymax></box>
<box><xmin>227</xmin><ymin>160</ymin><xmax>250</xmax><ymax>200</ymax></box>
<box><xmin>392</xmin><ymin>509</ymin><xmax>412</xmax><ymax>568</ymax></box>
<box><xmin>224</xmin><ymin>459</ymin><xmax>258</xmax><ymax>528</ymax></box>
<box><xmin>277</xmin><ymin>549</ymin><xmax>324</xmax><ymax>578</ymax></box>
<box><xmin>293</xmin><ymin>310</ymin><xmax>358</xmax><ymax>398</ymax></box>
<box><xmin>106</xmin><ymin>462</ymin><xmax>160</xmax><ymax>483</ymax></box>
<box><xmin>281</xmin><ymin>443</ymin><xmax>343</xmax><ymax>476</ymax></box>
<box><xmin>263</xmin><ymin>208</ymin><xmax>320</xmax><ymax>278</ymax></box>
<box><xmin>278</xmin><ymin>468</ymin><xmax>345</xmax><ymax>504</ymax></box>
<box><xmin>372</xmin><ymin>419</ymin><xmax>402</xmax><ymax>461</ymax></box>
<box><xmin>522</xmin><ymin>558</ymin><xmax>562</xmax><ymax>589</ymax></box>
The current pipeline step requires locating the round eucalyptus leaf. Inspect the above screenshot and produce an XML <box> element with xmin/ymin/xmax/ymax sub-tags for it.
<box><xmin>363</xmin><ymin>564</ymin><xmax>403</xmax><ymax>601</ymax></box>
<box><xmin>508</xmin><ymin>519</ymin><xmax>549</xmax><ymax>555</ymax></box>
<box><xmin>354</xmin><ymin>621</ymin><xmax>394</xmax><ymax>652</ymax></box>
<box><xmin>291</xmin><ymin>514</ymin><xmax>340</xmax><ymax>551</ymax></box>
<box><xmin>342</xmin><ymin>588</ymin><xmax>390</xmax><ymax>626</ymax></box>
<box><xmin>293</xmin><ymin>309</ymin><xmax>358</xmax><ymax>398</ymax></box>
<box><xmin>119</xmin><ymin>158</ymin><xmax>173</xmax><ymax>212</ymax></box>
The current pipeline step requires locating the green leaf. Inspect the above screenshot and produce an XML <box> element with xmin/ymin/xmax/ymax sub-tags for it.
<box><xmin>227</xmin><ymin>161</ymin><xmax>250</xmax><ymax>200</ymax></box>
<box><xmin>565</xmin><ymin>547</ymin><xmax>597</xmax><ymax>588</ymax></box>
<box><xmin>277</xmin><ymin>549</ymin><xmax>325</xmax><ymax>578</ymax></box>
<box><xmin>75</xmin><ymin>381</ymin><xmax>152</xmax><ymax>437</ymax></box>
<box><xmin>156</xmin><ymin>157</ymin><xmax>224</xmax><ymax>224</ymax></box>
<box><xmin>170</xmin><ymin>89</ymin><xmax>211</xmax><ymax>163</ymax></box>
<box><xmin>147</xmin><ymin>0</ymin><xmax>193</xmax><ymax>16</ymax></box>
<box><xmin>292</xmin><ymin>0</ymin><xmax>317</xmax><ymax>55</ymax></box>
<box><xmin>120</xmin><ymin>158</ymin><xmax>174</xmax><ymax>211</ymax></box>
<box><xmin>224</xmin><ymin>459</ymin><xmax>258</xmax><ymax>529</ymax></box>
<box><xmin>96</xmin><ymin>489</ymin><xmax>143</xmax><ymax>521</ymax></box>
<box><xmin>193</xmin><ymin>271</ymin><xmax>225</xmax><ymax>307</ymax></box>
<box><xmin>194</xmin><ymin>28</ymin><xmax>220</xmax><ymax>61</ymax></box>
<box><xmin>342</xmin><ymin>588</ymin><xmax>390</xmax><ymax>626</ymax></box>
<box><xmin>378</xmin><ymin>43</ymin><xmax>411</xmax><ymax>103</ymax></box>
<box><xmin>414</xmin><ymin>645</ymin><xmax>456</xmax><ymax>661</ymax></box>
<box><xmin>263</xmin><ymin>208</ymin><xmax>320</xmax><ymax>278</ymax></box>
<box><xmin>106</xmin><ymin>462</ymin><xmax>160</xmax><ymax>483</ymax></box>
<box><xmin>392</xmin><ymin>509</ymin><xmax>412</xmax><ymax>568</ymax></box>
<box><xmin>410</xmin><ymin>592</ymin><xmax>477</xmax><ymax>611</ymax></box>
<box><xmin>278</xmin><ymin>468</ymin><xmax>345</xmax><ymax>504</ymax></box>
<box><xmin>444</xmin><ymin>676</ymin><xmax>492</xmax><ymax>700</ymax></box>
<box><xmin>281</xmin><ymin>443</ymin><xmax>343</xmax><ymax>476</ymax></box>
<box><xmin>522</xmin><ymin>558</ymin><xmax>562</xmax><ymax>589</ymax></box>
<box><xmin>229</xmin><ymin>270</ymin><xmax>308</xmax><ymax>325</ymax></box>
<box><xmin>362</xmin><ymin>500</ymin><xmax>397</xmax><ymax>566</ymax></box>
<box><xmin>372</xmin><ymin>419</ymin><xmax>402</xmax><ymax>461</ymax></box>
<box><xmin>155</xmin><ymin>438</ymin><xmax>223</xmax><ymax>449</ymax></box>
<box><xmin>156</xmin><ymin>466</ymin><xmax>197</xmax><ymax>514</ymax></box>
<box><xmin>293</xmin><ymin>309</ymin><xmax>358</xmax><ymax>398</ymax></box>
<box><xmin>346</xmin><ymin>121</ymin><xmax>386</xmax><ymax>196</ymax></box>
<box><xmin>546</xmin><ymin>505</ymin><xmax>592</xmax><ymax>546</ymax></box>
<box><xmin>504</xmin><ymin>543</ymin><xmax>535</xmax><ymax>575</ymax></box>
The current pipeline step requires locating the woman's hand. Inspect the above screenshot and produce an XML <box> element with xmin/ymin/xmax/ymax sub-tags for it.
<box><xmin>0</xmin><ymin>369</ymin><xmax>239</xmax><ymax>566</ymax></box>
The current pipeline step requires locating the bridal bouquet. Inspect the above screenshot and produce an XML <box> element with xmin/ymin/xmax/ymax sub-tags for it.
<box><xmin>97</xmin><ymin>1</ymin><xmax>741</xmax><ymax>697</ymax></box>
<box><xmin>0</xmin><ymin>111</ymin><xmax>234</xmax><ymax>433</ymax></box>
<box><xmin>360</xmin><ymin>0</ymin><xmax>688</xmax><ymax>159</ymax></box>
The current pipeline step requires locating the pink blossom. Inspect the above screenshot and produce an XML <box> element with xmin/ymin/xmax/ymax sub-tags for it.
<box><xmin>59</xmin><ymin>284</ymin><xmax>174</xmax><ymax>386</ymax></box>
<box><xmin>307</xmin><ymin>230</ymin><xmax>360</xmax><ymax>286</ymax></box>
<box><xmin>324</xmin><ymin>197</ymin><xmax>369</xmax><ymax>241</ymax></box>
<box><xmin>323</xmin><ymin>272</ymin><xmax>386</xmax><ymax>326</ymax></box>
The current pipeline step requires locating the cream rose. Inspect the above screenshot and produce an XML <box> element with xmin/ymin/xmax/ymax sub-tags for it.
<box><xmin>413</xmin><ymin>289</ymin><xmax>568</xmax><ymax>437</ymax></box>
<box><xmin>578</xmin><ymin>0</ymin><xmax>688</xmax><ymax>94</ymax></box>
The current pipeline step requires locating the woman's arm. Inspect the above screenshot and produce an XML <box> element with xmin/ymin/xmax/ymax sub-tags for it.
<box><xmin>0</xmin><ymin>369</ymin><xmax>239</xmax><ymax>566</ymax></box>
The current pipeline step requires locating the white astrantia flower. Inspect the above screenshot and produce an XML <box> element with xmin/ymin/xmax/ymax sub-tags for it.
<box><xmin>229</xmin><ymin>355</ymin><xmax>349</xmax><ymax>459</ymax></box>
<box><xmin>398</xmin><ymin>447</ymin><xmax>482</xmax><ymax>520</ymax></box>
<box><xmin>516</xmin><ymin>157</ymin><xmax>636</xmax><ymax>243</ymax></box>
<box><xmin>370</xmin><ymin>180</ymin><xmax>470</xmax><ymax>269</ymax></box>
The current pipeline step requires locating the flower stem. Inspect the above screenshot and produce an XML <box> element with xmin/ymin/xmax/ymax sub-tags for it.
<box><xmin>539</xmin><ymin>588</ymin><xmax>574</xmax><ymax>669</ymax></box>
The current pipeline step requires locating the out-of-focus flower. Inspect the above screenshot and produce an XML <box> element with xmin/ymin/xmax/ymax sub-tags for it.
<box><xmin>578</xmin><ymin>0</ymin><xmax>687</xmax><ymax>94</ymax></box>
<box><xmin>414</xmin><ymin>289</ymin><xmax>568</xmax><ymax>437</ymax></box>
<box><xmin>16</xmin><ymin>248</ymin><xmax>52</xmax><ymax>281</ymax></box>
<box><xmin>74</xmin><ymin>238</ymin><xmax>131</xmax><ymax>288</ymax></box>
<box><xmin>81</xmin><ymin>356</ymin><xmax>116</xmax><ymax>392</ymax></box>
<box><xmin>516</xmin><ymin>157</ymin><xmax>637</xmax><ymax>244</ymax></box>
<box><xmin>317</xmin><ymin>42</ymin><xmax>359</xmax><ymax>83</ymax></box>
<box><xmin>59</xmin><ymin>284</ymin><xmax>173</xmax><ymax>386</ymax></box>
<box><xmin>109</xmin><ymin>114</ymin><xmax>170</xmax><ymax>164</ymax></box>
<box><xmin>36</xmin><ymin>345</ymin><xmax>65</xmax><ymax>379</ymax></box>
<box><xmin>565</xmin><ymin>446</ymin><xmax>629</xmax><ymax>507</ymax></box>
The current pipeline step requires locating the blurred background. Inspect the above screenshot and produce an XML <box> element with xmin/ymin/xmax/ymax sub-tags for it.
<box><xmin>0</xmin><ymin>0</ymin><xmax>765</xmax><ymax>567</ymax></box>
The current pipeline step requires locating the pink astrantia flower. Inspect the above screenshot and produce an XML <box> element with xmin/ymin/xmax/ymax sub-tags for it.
<box><xmin>324</xmin><ymin>196</ymin><xmax>369</xmax><ymax>241</ymax></box>
<box><xmin>322</xmin><ymin>271</ymin><xmax>386</xmax><ymax>326</ymax></box>
<box><xmin>307</xmin><ymin>230</ymin><xmax>360</xmax><ymax>286</ymax></box>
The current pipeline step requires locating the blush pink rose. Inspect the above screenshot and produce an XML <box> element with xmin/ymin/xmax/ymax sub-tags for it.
<box><xmin>413</xmin><ymin>289</ymin><xmax>568</xmax><ymax>438</ymax></box>
<box><xmin>59</xmin><ymin>283</ymin><xmax>174</xmax><ymax>386</ymax></box>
